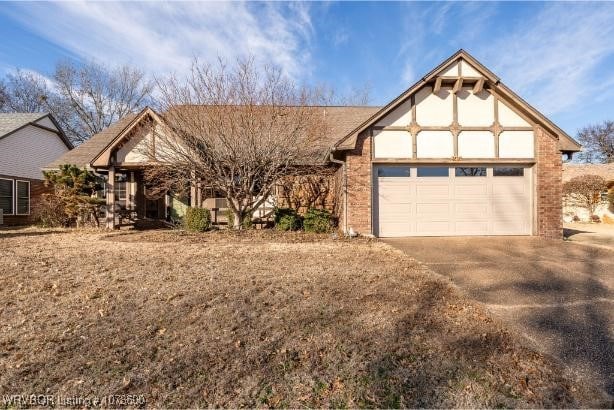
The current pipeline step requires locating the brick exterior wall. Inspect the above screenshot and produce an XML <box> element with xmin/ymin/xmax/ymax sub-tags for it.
<box><xmin>535</xmin><ymin>127</ymin><xmax>563</xmax><ymax>239</ymax></box>
<box><xmin>344</xmin><ymin>130</ymin><xmax>373</xmax><ymax>235</ymax></box>
<box><xmin>0</xmin><ymin>174</ymin><xmax>49</xmax><ymax>226</ymax></box>
<box><xmin>342</xmin><ymin>127</ymin><xmax>564</xmax><ymax>239</ymax></box>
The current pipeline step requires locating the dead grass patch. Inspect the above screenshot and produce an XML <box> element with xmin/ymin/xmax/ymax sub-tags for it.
<box><xmin>0</xmin><ymin>228</ymin><xmax>604</xmax><ymax>407</ymax></box>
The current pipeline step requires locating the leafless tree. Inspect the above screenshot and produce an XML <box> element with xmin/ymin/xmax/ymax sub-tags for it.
<box><xmin>563</xmin><ymin>175</ymin><xmax>608</xmax><ymax>218</ymax></box>
<box><xmin>576</xmin><ymin>121</ymin><xmax>614</xmax><ymax>163</ymax></box>
<box><xmin>146</xmin><ymin>58</ymin><xmax>329</xmax><ymax>228</ymax></box>
<box><xmin>313</xmin><ymin>82</ymin><xmax>372</xmax><ymax>106</ymax></box>
<box><xmin>0</xmin><ymin>62</ymin><xmax>153</xmax><ymax>144</ymax></box>
<box><xmin>52</xmin><ymin>62</ymin><xmax>154</xmax><ymax>143</ymax></box>
<box><xmin>0</xmin><ymin>70</ymin><xmax>50</xmax><ymax>113</ymax></box>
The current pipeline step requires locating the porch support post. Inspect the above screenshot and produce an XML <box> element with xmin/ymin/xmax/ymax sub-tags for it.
<box><xmin>190</xmin><ymin>170</ymin><xmax>197</xmax><ymax>207</ymax></box>
<box><xmin>129</xmin><ymin>171</ymin><xmax>136</xmax><ymax>210</ymax></box>
<box><xmin>196</xmin><ymin>181</ymin><xmax>202</xmax><ymax>207</ymax></box>
<box><xmin>105</xmin><ymin>166</ymin><xmax>116</xmax><ymax>229</ymax></box>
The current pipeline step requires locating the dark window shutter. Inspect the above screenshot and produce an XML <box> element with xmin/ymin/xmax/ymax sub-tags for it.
<box><xmin>16</xmin><ymin>181</ymin><xmax>30</xmax><ymax>215</ymax></box>
<box><xmin>0</xmin><ymin>179</ymin><xmax>14</xmax><ymax>215</ymax></box>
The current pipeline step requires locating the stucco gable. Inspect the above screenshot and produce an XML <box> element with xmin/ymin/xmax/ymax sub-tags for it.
<box><xmin>335</xmin><ymin>49</ymin><xmax>581</xmax><ymax>154</ymax></box>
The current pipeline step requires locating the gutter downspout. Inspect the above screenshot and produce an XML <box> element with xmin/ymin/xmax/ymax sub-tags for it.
<box><xmin>329</xmin><ymin>150</ymin><xmax>348</xmax><ymax>235</ymax></box>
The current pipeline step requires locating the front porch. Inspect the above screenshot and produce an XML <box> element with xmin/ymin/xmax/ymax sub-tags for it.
<box><xmin>101</xmin><ymin>167</ymin><xmax>274</xmax><ymax>229</ymax></box>
<box><xmin>102</xmin><ymin>167</ymin><xmax>173</xmax><ymax>229</ymax></box>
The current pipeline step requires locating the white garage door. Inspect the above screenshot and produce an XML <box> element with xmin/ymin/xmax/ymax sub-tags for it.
<box><xmin>375</xmin><ymin>165</ymin><xmax>532</xmax><ymax>237</ymax></box>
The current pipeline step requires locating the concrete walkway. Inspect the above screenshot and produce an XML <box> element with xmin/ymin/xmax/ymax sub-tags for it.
<box><xmin>385</xmin><ymin>236</ymin><xmax>614</xmax><ymax>397</ymax></box>
<box><xmin>564</xmin><ymin>222</ymin><xmax>614</xmax><ymax>250</ymax></box>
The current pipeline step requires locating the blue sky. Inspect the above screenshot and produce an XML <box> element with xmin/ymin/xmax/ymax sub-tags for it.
<box><xmin>1</xmin><ymin>1</ymin><xmax>613</xmax><ymax>137</ymax></box>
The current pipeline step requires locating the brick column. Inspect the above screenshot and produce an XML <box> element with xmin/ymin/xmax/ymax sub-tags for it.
<box><xmin>535</xmin><ymin>127</ymin><xmax>563</xmax><ymax>239</ymax></box>
<box><xmin>345</xmin><ymin>130</ymin><xmax>373</xmax><ymax>235</ymax></box>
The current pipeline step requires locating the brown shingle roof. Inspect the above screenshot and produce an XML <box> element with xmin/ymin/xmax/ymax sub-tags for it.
<box><xmin>563</xmin><ymin>163</ymin><xmax>614</xmax><ymax>182</ymax></box>
<box><xmin>44</xmin><ymin>106</ymin><xmax>380</xmax><ymax>169</ymax></box>
<box><xmin>44</xmin><ymin>113</ymin><xmax>139</xmax><ymax>169</ymax></box>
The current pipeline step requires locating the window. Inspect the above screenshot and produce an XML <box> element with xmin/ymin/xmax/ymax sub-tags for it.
<box><xmin>113</xmin><ymin>173</ymin><xmax>127</xmax><ymax>202</ymax></box>
<box><xmin>417</xmin><ymin>167</ymin><xmax>449</xmax><ymax>177</ymax></box>
<box><xmin>0</xmin><ymin>178</ymin><xmax>13</xmax><ymax>215</ymax></box>
<box><xmin>114</xmin><ymin>181</ymin><xmax>127</xmax><ymax>201</ymax></box>
<box><xmin>493</xmin><ymin>167</ymin><xmax>524</xmax><ymax>177</ymax></box>
<box><xmin>455</xmin><ymin>167</ymin><xmax>486</xmax><ymax>177</ymax></box>
<box><xmin>377</xmin><ymin>167</ymin><xmax>411</xmax><ymax>177</ymax></box>
<box><xmin>16</xmin><ymin>180</ymin><xmax>30</xmax><ymax>215</ymax></box>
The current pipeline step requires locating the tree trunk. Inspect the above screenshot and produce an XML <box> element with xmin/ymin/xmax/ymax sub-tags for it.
<box><xmin>232</xmin><ymin>209</ymin><xmax>241</xmax><ymax>229</ymax></box>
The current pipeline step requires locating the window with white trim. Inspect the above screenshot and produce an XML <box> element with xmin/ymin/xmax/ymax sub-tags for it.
<box><xmin>0</xmin><ymin>178</ymin><xmax>14</xmax><ymax>215</ymax></box>
<box><xmin>16</xmin><ymin>180</ymin><xmax>30</xmax><ymax>215</ymax></box>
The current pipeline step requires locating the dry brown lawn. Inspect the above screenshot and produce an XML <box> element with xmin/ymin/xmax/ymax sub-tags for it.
<box><xmin>0</xmin><ymin>227</ymin><xmax>605</xmax><ymax>408</ymax></box>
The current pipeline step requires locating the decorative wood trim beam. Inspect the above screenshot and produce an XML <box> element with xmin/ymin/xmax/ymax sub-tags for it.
<box><xmin>374</xmin><ymin>124</ymin><xmax>534</xmax><ymax>133</ymax></box>
<box><xmin>411</xmin><ymin>95</ymin><xmax>417</xmax><ymax>158</ymax></box>
<box><xmin>372</xmin><ymin>158</ymin><xmax>536</xmax><ymax>164</ymax></box>
<box><xmin>452</xmin><ymin>87</ymin><xmax>459</xmax><ymax>157</ymax></box>
<box><xmin>501</xmin><ymin>126</ymin><xmax>534</xmax><ymax>131</ymax></box>
<box><xmin>493</xmin><ymin>97</ymin><xmax>500</xmax><ymax>158</ymax></box>
<box><xmin>437</xmin><ymin>76</ymin><xmax>484</xmax><ymax>81</ymax></box>
<box><xmin>452</xmin><ymin>77</ymin><xmax>463</xmax><ymax>94</ymax></box>
<box><xmin>433</xmin><ymin>77</ymin><xmax>443</xmax><ymax>94</ymax></box>
<box><xmin>473</xmin><ymin>78</ymin><xmax>485</xmax><ymax>94</ymax></box>
<box><xmin>373</xmin><ymin>125</ymin><xmax>406</xmax><ymax>131</ymax></box>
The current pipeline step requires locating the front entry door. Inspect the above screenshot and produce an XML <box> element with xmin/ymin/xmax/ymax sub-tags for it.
<box><xmin>145</xmin><ymin>197</ymin><xmax>165</xmax><ymax>219</ymax></box>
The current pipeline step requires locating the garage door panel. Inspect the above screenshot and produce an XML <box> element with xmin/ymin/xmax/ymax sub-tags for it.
<box><xmin>376</xmin><ymin>165</ymin><xmax>532</xmax><ymax>237</ymax></box>
<box><xmin>416</xmin><ymin>202</ymin><xmax>449</xmax><ymax>216</ymax></box>
<box><xmin>455</xmin><ymin>184</ymin><xmax>488</xmax><ymax>198</ymax></box>
<box><xmin>416</xmin><ymin>220</ymin><xmax>451</xmax><ymax>233</ymax></box>
<box><xmin>455</xmin><ymin>221</ymin><xmax>489</xmax><ymax>234</ymax></box>
<box><xmin>493</xmin><ymin>220</ymin><xmax>529</xmax><ymax>234</ymax></box>
<box><xmin>492</xmin><ymin>182</ymin><xmax>526</xmax><ymax>196</ymax></box>
<box><xmin>416</xmin><ymin>184</ymin><xmax>451</xmax><ymax>199</ymax></box>
<box><xmin>455</xmin><ymin>203</ymin><xmax>489</xmax><ymax>218</ymax></box>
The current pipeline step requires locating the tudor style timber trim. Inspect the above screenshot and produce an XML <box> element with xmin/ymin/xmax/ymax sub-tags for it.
<box><xmin>370</xmin><ymin>82</ymin><xmax>536</xmax><ymax>161</ymax></box>
<box><xmin>91</xmin><ymin>107</ymin><xmax>163</xmax><ymax>168</ymax></box>
<box><xmin>335</xmin><ymin>49</ymin><xmax>581</xmax><ymax>154</ymax></box>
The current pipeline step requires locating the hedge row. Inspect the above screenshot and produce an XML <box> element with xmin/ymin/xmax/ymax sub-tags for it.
<box><xmin>274</xmin><ymin>207</ymin><xmax>334</xmax><ymax>233</ymax></box>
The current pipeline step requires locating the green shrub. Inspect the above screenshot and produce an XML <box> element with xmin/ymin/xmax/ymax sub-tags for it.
<box><xmin>184</xmin><ymin>207</ymin><xmax>211</xmax><ymax>232</ymax></box>
<box><xmin>274</xmin><ymin>207</ymin><xmax>302</xmax><ymax>231</ymax></box>
<box><xmin>303</xmin><ymin>208</ymin><xmax>332</xmax><ymax>233</ymax></box>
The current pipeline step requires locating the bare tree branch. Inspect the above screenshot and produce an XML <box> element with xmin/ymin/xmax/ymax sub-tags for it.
<box><xmin>0</xmin><ymin>62</ymin><xmax>154</xmax><ymax>144</ymax></box>
<box><xmin>576</xmin><ymin>121</ymin><xmax>614</xmax><ymax>163</ymax></box>
<box><xmin>563</xmin><ymin>175</ymin><xmax>607</xmax><ymax>217</ymax></box>
<box><xmin>145</xmin><ymin>58</ymin><xmax>329</xmax><ymax>229</ymax></box>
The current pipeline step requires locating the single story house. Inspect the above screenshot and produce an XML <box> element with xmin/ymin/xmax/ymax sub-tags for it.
<box><xmin>0</xmin><ymin>113</ymin><xmax>72</xmax><ymax>226</ymax></box>
<box><xmin>563</xmin><ymin>162</ymin><xmax>614</xmax><ymax>222</ymax></box>
<box><xmin>45</xmin><ymin>50</ymin><xmax>581</xmax><ymax>238</ymax></box>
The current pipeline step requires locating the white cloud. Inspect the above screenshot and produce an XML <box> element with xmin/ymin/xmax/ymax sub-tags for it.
<box><xmin>3</xmin><ymin>1</ymin><xmax>313</xmax><ymax>80</ymax></box>
<box><xmin>479</xmin><ymin>3</ymin><xmax>614</xmax><ymax>116</ymax></box>
<box><xmin>396</xmin><ymin>3</ymin><xmax>498</xmax><ymax>84</ymax></box>
<box><xmin>395</xmin><ymin>2</ymin><xmax>614</xmax><ymax>119</ymax></box>
<box><xmin>333</xmin><ymin>28</ymin><xmax>349</xmax><ymax>47</ymax></box>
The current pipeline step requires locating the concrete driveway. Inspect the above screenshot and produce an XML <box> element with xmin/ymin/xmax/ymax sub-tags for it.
<box><xmin>385</xmin><ymin>237</ymin><xmax>614</xmax><ymax>397</ymax></box>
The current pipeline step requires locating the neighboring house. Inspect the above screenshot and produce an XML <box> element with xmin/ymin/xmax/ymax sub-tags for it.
<box><xmin>45</xmin><ymin>50</ymin><xmax>581</xmax><ymax>238</ymax></box>
<box><xmin>0</xmin><ymin>113</ymin><xmax>72</xmax><ymax>226</ymax></box>
<box><xmin>562</xmin><ymin>162</ymin><xmax>614</xmax><ymax>222</ymax></box>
